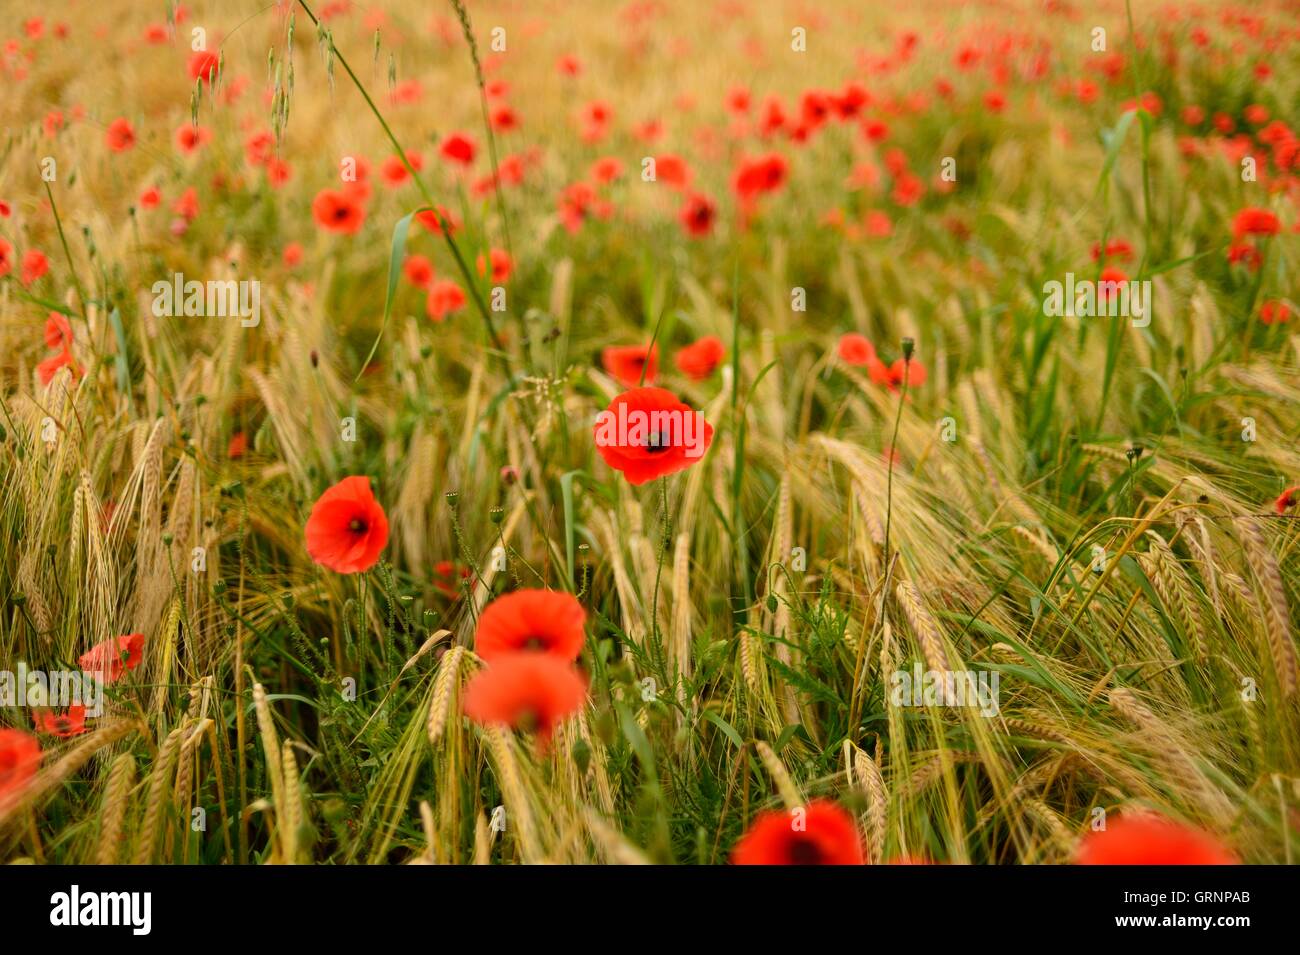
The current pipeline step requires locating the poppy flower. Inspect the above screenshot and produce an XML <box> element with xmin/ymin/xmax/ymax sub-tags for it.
<box><xmin>426</xmin><ymin>280</ymin><xmax>467</xmax><ymax>321</ymax></box>
<box><xmin>593</xmin><ymin>387</ymin><xmax>714</xmax><ymax>486</ymax></box>
<box><xmin>678</xmin><ymin>192</ymin><xmax>717</xmax><ymax>238</ymax></box>
<box><xmin>188</xmin><ymin>50</ymin><xmax>220</xmax><ymax>85</ymax></box>
<box><xmin>311</xmin><ymin>189</ymin><xmax>366</xmax><ymax>235</ymax></box>
<box><xmin>675</xmin><ymin>336</ymin><xmax>725</xmax><ymax>381</ymax></box>
<box><xmin>105</xmin><ymin>117</ymin><xmax>135</xmax><ymax>152</ymax></box>
<box><xmin>474</xmin><ymin>589</ymin><xmax>586</xmax><ymax>663</ymax></box>
<box><xmin>304</xmin><ymin>475</ymin><xmax>389</xmax><ymax>574</ymax></box>
<box><xmin>227</xmin><ymin>432</ymin><xmax>248</xmax><ymax>459</ymax></box>
<box><xmin>591</xmin><ymin>157</ymin><xmax>624</xmax><ymax>183</ymax></box>
<box><xmin>732</xmin><ymin>153</ymin><xmax>789</xmax><ymax>202</ymax></box>
<box><xmin>889</xmin><ymin>357</ymin><xmax>927</xmax><ymax>389</ymax></box>
<box><xmin>1232</xmin><ymin>207</ymin><xmax>1281</xmax><ymax>240</ymax></box>
<box><xmin>655</xmin><ymin>154</ymin><xmax>691</xmax><ymax>189</ymax></box>
<box><xmin>462</xmin><ymin>652</ymin><xmax>587</xmax><ymax>745</ymax></box>
<box><xmin>476</xmin><ymin>248</ymin><xmax>513</xmax><ymax>283</ymax></box>
<box><xmin>415</xmin><ymin>206</ymin><xmax>460</xmax><ymax>235</ymax></box>
<box><xmin>37</xmin><ymin>313</ymin><xmax>79</xmax><ymax>386</ymax></box>
<box><xmin>175</xmin><ymin>123</ymin><xmax>211</xmax><ymax>155</ymax></box>
<box><xmin>79</xmin><ymin>633</ymin><xmax>145</xmax><ymax>683</ymax></box>
<box><xmin>0</xmin><ymin>240</ymin><xmax>10</xmax><ymax>279</ymax></box>
<box><xmin>440</xmin><ymin>132</ymin><xmax>477</xmax><ymax>166</ymax></box>
<box><xmin>1276</xmin><ymin>486</ymin><xmax>1298</xmax><ymax>514</ymax></box>
<box><xmin>602</xmin><ymin>344</ymin><xmax>658</xmax><ymax>387</ymax></box>
<box><xmin>0</xmin><ymin>729</ymin><xmax>42</xmax><ymax>800</ymax></box>
<box><xmin>837</xmin><ymin>333</ymin><xmax>876</xmax><ymax>366</ymax></box>
<box><xmin>1075</xmin><ymin>815</ymin><xmax>1237</xmax><ymax>865</ymax></box>
<box><xmin>1091</xmin><ymin>238</ymin><xmax>1134</xmax><ymax>262</ymax></box>
<box><xmin>1259</xmin><ymin>301</ymin><xmax>1292</xmax><ymax>324</ymax></box>
<box><xmin>732</xmin><ymin>799</ymin><xmax>866</xmax><ymax>865</ymax></box>
<box><xmin>283</xmin><ymin>242</ymin><xmax>303</xmax><ymax>268</ymax></box>
<box><xmin>403</xmin><ymin>254</ymin><xmax>435</xmax><ymax>289</ymax></box>
<box><xmin>490</xmin><ymin>105</ymin><xmax>519</xmax><ymax>131</ymax></box>
<box><xmin>380</xmin><ymin>151</ymin><xmax>422</xmax><ymax>186</ymax></box>
<box><xmin>556</xmin><ymin>54</ymin><xmax>582</xmax><ymax>77</ymax></box>
<box><xmin>139</xmin><ymin>186</ymin><xmax>161</xmax><ymax>209</ymax></box>
<box><xmin>433</xmin><ymin>559</ymin><xmax>472</xmax><ymax>598</ymax></box>
<box><xmin>173</xmin><ymin>187</ymin><xmax>200</xmax><ymax>222</ymax></box>
<box><xmin>34</xmin><ymin>705</ymin><xmax>88</xmax><ymax>738</ymax></box>
<box><xmin>20</xmin><ymin>249</ymin><xmax>48</xmax><ymax>286</ymax></box>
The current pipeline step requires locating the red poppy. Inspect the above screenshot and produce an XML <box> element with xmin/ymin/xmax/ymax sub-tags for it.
<box><xmin>304</xmin><ymin>476</ymin><xmax>389</xmax><ymax>574</ymax></box>
<box><xmin>0</xmin><ymin>240</ymin><xmax>10</xmax><ymax>279</ymax></box>
<box><xmin>591</xmin><ymin>157</ymin><xmax>624</xmax><ymax>183</ymax></box>
<box><xmin>678</xmin><ymin>192</ymin><xmax>717</xmax><ymax>238</ymax></box>
<box><xmin>732</xmin><ymin>153</ymin><xmax>788</xmax><ymax>202</ymax></box>
<box><xmin>476</xmin><ymin>248</ymin><xmax>513</xmax><ymax>283</ymax></box>
<box><xmin>490</xmin><ymin>105</ymin><xmax>519</xmax><ymax>131</ymax></box>
<box><xmin>556</xmin><ymin>54</ymin><xmax>582</xmax><ymax>77</ymax></box>
<box><xmin>21</xmin><ymin>249</ymin><xmax>48</xmax><ymax>286</ymax></box>
<box><xmin>44</xmin><ymin>313</ymin><xmax>72</xmax><ymax>351</ymax></box>
<box><xmin>227</xmin><ymin>432</ymin><xmax>248</xmax><ymax>459</ymax></box>
<box><xmin>675</xmin><ymin>336</ymin><xmax>725</xmax><ymax>381</ymax></box>
<box><xmin>1276</xmin><ymin>486</ymin><xmax>1298</xmax><ymax>514</ymax></box>
<box><xmin>79</xmin><ymin>633</ymin><xmax>145</xmax><ymax>683</ymax></box>
<box><xmin>1075</xmin><ymin>815</ymin><xmax>1237</xmax><ymax>865</ymax></box>
<box><xmin>1091</xmin><ymin>238</ymin><xmax>1134</xmax><ymax>262</ymax></box>
<box><xmin>403</xmin><ymin>254</ymin><xmax>435</xmax><ymax>289</ymax></box>
<box><xmin>732</xmin><ymin>799</ymin><xmax>865</xmax><ymax>865</ymax></box>
<box><xmin>105</xmin><ymin>117</ymin><xmax>135</xmax><ymax>152</ymax></box>
<box><xmin>474</xmin><ymin>589</ymin><xmax>586</xmax><ymax>663</ymax></box>
<box><xmin>283</xmin><ymin>242</ymin><xmax>303</xmax><ymax>268</ymax></box>
<box><xmin>837</xmin><ymin>333</ymin><xmax>875</xmax><ymax>366</ymax></box>
<box><xmin>593</xmin><ymin>387</ymin><xmax>714</xmax><ymax>486</ymax></box>
<box><xmin>139</xmin><ymin>186</ymin><xmax>161</xmax><ymax>209</ymax></box>
<box><xmin>440</xmin><ymin>132</ymin><xmax>477</xmax><ymax>166</ymax></box>
<box><xmin>175</xmin><ymin>123</ymin><xmax>211</xmax><ymax>155</ymax></box>
<box><xmin>0</xmin><ymin>729</ymin><xmax>42</xmax><ymax>800</ymax></box>
<box><xmin>602</xmin><ymin>344</ymin><xmax>658</xmax><ymax>387</ymax></box>
<box><xmin>34</xmin><ymin>705</ymin><xmax>88</xmax><ymax>738</ymax></box>
<box><xmin>380</xmin><ymin>151</ymin><xmax>423</xmax><ymax>186</ymax></box>
<box><xmin>172</xmin><ymin>187</ymin><xmax>200</xmax><ymax>222</ymax></box>
<box><xmin>311</xmin><ymin>189</ymin><xmax>366</xmax><ymax>235</ymax></box>
<box><xmin>415</xmin><ymin>206</ymin><xmax>460</xmax><ymax>235</ymax></box>
<box><xmin>426</xmin><ymin>280</ymin><xmax>466</xmax><ymax>321</ymax></box>
<box><xmin>1232</xmin><ymin>207</ymin><xmax>1281</xmax><ymax>240</ymax></box>
<box><xmin>188</xmin><ymin>50</ymin><xmax>220</xmax><ymax>85</ymax></box>
<box><xmin>655</xmin><ymin>154</ymin><xmax>691</xmax><ymax>189</ymax></box>
<box><xmin>433</xmin><ymin>559</ymin><xmax>472</xmax><ymax>598</ymax></box>
<box><xmin>1259</xmin><ymin>301</ymin><xmax>1292</xmax><ymax>325</ymax></box>
<box><xmin>462</xmin><ymin>652</ymin><xmax>587</xmax><ymax>745</ymax></box>
<box><xmin>888</xmin><ymin>357</ymin><xmax>927</xmax><ymax>390</ymax></box>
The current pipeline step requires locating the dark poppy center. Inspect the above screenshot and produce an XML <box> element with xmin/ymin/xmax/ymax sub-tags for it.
<box><xmin>643</xmin><ymin>433</ymin><xmax>672</xmax><ymax>454</ymax></box>
<box><xmin>333</xmin><ymin>206</ymin><xmax>350</xmax><ymax>221</ymax></box>
<box><xmin>348</xmin><ymin>517</ymin><xmax>368</xmax><ymax>534</ymax></box>
<box><xmin>788</xmin><ymin>837</ymin><xmax>824</xmax><ymax>865</ymax></box>
<box><xmin>522</xmin><ymin>636</ymin><xmax>548</xmax><ymax>651</ymax></box>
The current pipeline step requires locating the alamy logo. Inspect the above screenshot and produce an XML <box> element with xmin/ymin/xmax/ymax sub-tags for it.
<box><xmin>50</xmin><ymin>885</ymin><xmax>151</xmax><ymax>935</ymax></box>
<box><xmin>890</xmin><ymin>663</ymin><xmax>1001</xmax><ymax>716</ymax></box>
<box><xmin>1042</xmin><ymin>272</ymin><xmax>1151</xmax><ymax>327</ymax></box>
<box><xmin>151</xmin><ymin>272</ymin><xmax>261</xmax><ymax>327</ymax></box>
<box><xmin>0</xmin><ymin>663</ymin><xmax>102</xmax><ymax>716</ymax></box>
<box><xmin>593</xmin><ymin>404</ymin><xmax>708</xmax><ymax>458</ymax></box>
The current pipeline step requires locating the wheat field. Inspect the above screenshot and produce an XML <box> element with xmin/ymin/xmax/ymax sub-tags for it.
<box><xmin>0</xmin><ymin>0</ymin><xmax>1297</xmax><ymax>867</ymax></box>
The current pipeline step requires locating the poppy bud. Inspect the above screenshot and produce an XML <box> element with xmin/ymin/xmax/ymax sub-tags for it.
<box><xmin>490</xmin><ymin>506</ymin><xmax>504</xmax><ymax>524</ymax></box>
<box><xmin>213</xmin><ymin>580</ymin><xmax>227</xmax><ymax>596</ymax></box>
<box><xmin>766</xmin><ymin>594</ymin><xmax>778</xmax><ymax>613</ymax></box>
<box><xmin>282</xmin><ymin>593</ymin><xmax>295</xmax><ymax>610</ymax></box>
<box><xmin>901</xmin><ymin>337</ymin><xmax>915</xmax><ymax>361</ymax></box>
<box><xmin>445</xmin><ymin>490</ymin><xmax>460</xmax><ymax>508</ymax></box>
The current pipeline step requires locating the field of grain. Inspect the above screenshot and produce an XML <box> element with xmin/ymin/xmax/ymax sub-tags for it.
<box><xmin>0</xmin><ymin>0</ymin><xmax>1297</xmax><ymax>866</ymax></box>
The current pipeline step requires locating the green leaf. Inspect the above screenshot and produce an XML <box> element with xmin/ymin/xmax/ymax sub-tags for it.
<box><xmin>355</xmin><ymin>208</ymin><xmax>419</xmax><ymax>384</ymax></box>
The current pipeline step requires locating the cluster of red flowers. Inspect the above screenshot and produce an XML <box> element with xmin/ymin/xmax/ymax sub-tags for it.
<box><xmin>463</xmin><ymin>590</ymin><xmax>589</xmax><ymax>746</ymax></box>
<box><xmin>37</xmin><ymin>313</ymin><xmax>80</xmax><ymax>386</ymax></box>
<box><xmin>837</xmin><ymin>334</ymin><xmax>927</xmax><ymax>391</ymax></box>
<box><xmin>601</xmin><ymin>336</ymin><xmax>725</xmax><ymax>388</ymax></box>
